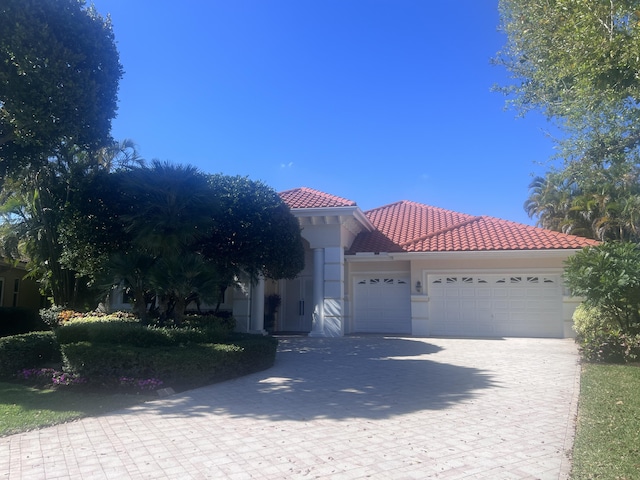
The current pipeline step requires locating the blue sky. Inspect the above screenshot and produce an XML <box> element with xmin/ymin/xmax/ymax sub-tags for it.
<box><xmin>93</xmin><ymin>1</ymin><xmax>558</xmax><ymax>226</ymax></box>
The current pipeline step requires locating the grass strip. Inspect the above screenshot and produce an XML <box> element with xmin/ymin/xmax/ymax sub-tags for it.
<box><xmin>571</xmin><ymin>364</ymin><xmax>640</xmax><ymax>479</ymax></box>
<box><xmin>0</xmin><ymin>382</ymin><xmax>152</xmax><ymax>437</ymax></box>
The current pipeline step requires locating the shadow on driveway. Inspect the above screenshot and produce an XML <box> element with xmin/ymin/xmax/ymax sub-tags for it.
<box><xmin>129</xmin><ymin>336</ymin><xmax>498</xmax><ymax>422</ymax></box>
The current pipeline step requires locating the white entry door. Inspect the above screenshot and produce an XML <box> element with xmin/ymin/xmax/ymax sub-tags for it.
<box><xmin>353</xmin><ymin>275</ymin><xmax>411</xmax><ymax>334</ymax></box>
<box><xmin>428</xmin><ymin>274</ymin><xmax>563</xmax><ymax>338</ymax></box>
<box><xmin>280</xmin><ymin>277</ymin><xmax>313</xmax><ymax>332</ymax></box>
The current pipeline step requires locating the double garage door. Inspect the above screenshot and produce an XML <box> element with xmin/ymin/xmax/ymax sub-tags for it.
<box><xmin>428</xmin><ymin>274</ymin><xmax>563</xmax><ymax>338</ymax></box>
<box><xmin>353</xmin><ymin>273</ymin><xmax>563</xmax><ymax>337</ymax></box>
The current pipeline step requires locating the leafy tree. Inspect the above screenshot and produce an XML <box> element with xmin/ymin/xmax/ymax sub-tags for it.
<box><xmin>498</xmin><ymin>0</ymin><xmax>640</xmax><ymax>237</ymax></box>
<box><xmin>0</xmin><ymin>0</ymin><xmax>123</xmax><ymax>180</ymax></box>
<box><xmin>102</xmin><ymin>166</ymin><xmax>305</xmax><ymax>323</ymax></box>
<box><xmin>0</xmin><ymin>146</ymin><xmax>128</xmax><ymax>307</ymax></box>
<box><xmin>198</xmin><ymin>174</ymin><xmax>305</xmax><ymax>283</ymax></box>
<box><xmin>565</xmin><ymin>241</ymin><xmax>640</xmax><ymax>333</ymax></box>
<box><xmin>496</xmin><ymin>0</ymin><xmax>640</xmax><ymax>155</ymax></box>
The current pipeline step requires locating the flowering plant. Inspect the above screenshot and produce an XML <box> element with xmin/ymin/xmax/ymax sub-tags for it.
<box><xmin>17</xmin><ymin>368</ymin><xmax>87</xmax><ymax>387</ymax></box>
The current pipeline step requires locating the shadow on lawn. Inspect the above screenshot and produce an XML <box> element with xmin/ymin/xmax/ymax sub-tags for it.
<box><xmin>128</xmin><ymin>335</ymin><xmax>498</xmax><ymax>421</ymax></box>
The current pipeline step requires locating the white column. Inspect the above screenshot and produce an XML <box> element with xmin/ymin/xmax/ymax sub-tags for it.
<box><xmin>250</xmin><ymin>275</ymin><xmax>266</xmax><ymax>334</ymax></box>
<box><xmin>309</xmin><ymin>248</ymin><xmax>325</xmax><ymax>337</ymax></box>
<box><xmin>322</xmin><ymin>246</ymin><xmax>345</xmax><ymax>337</ymax></box>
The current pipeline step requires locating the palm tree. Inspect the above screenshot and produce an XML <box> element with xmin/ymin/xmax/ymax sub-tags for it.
<box><xmin>112</xmin><ymin>161</ymin><xmax>218</xmax><ymax>323</ymax></box>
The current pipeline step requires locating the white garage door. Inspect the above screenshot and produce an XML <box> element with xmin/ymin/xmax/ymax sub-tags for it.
<box><xmin>428</xmin><ymin>274</ymin><xmax>563</xmax><ymax>338</ymax></box>
<box><xmin>353</xmin><ymin>276</ymin><xmax>411</xmax><ymax>334</ymax></box>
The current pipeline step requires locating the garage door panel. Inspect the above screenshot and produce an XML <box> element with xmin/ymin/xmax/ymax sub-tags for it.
<box><xmin>354</xmin><ymin>276</ymin><xmax>411</xmax><ymax>334</ymax></box>
<box><xmin>428</xmin><ymin>274</ymin><xmax>563</xmax><ymax>338</ymax></box>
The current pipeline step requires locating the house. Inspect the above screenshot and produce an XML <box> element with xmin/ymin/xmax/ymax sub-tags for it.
<box><xmin>0</xmin><ymin>259</ymin><xmax>43</xmax><ymax>310</ymax></box>
<box><xmin>232</xmin><ymin>187</ymin><xmax>598</xmax><ymax>339</ymax></box>
<box><xmin>110</xmin><ymin>186</ymin><xmax>597</xmax><ymax>338</ymax></box>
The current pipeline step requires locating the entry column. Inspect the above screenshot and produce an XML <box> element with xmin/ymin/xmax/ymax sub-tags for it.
<box><xmin>308</xmin><ymin>248</ymin><xmax>325</xmax><ymax>337</ymax></box>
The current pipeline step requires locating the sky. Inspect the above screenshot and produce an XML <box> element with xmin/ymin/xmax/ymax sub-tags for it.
<box><xmin>91</xmin><ymin>0</ymin><xmax>560</xmax><ymax>226</ymax></box>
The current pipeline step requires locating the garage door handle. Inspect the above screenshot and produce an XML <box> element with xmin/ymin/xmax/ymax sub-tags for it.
<box><xmin>299</xmin><ymin>300</ymin><xmax>304</xmax><ymax>316</ymax></box>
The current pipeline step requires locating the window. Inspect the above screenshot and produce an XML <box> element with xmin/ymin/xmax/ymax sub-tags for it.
<box><xmin>12</xmin><ymin>278</ymin><xmax>19</xmax><ymax>307</ymax></box>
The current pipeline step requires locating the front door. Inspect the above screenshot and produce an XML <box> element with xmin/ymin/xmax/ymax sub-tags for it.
<box><xmin>279</xmin><ymin>277</ymin><xmax>313</xmax><ymax>332</ymax></box>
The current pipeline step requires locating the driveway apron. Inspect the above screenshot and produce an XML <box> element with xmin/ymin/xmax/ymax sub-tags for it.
<box><xmin>1</xmin><ymin>336</ymin><xmax>580</xmax><ymax>479</ymax></box>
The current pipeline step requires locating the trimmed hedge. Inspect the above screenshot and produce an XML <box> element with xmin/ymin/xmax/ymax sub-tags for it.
<box><xmin>0</xmin><ymin>331</ymin><xmax>61</xmax><ymax>378</ymax></box>
<box><xmin>61</xmin><ymin>334</ymin><xmax>278</xmax><ymax>389</ymax></box>
<box><xmin>55</xmin><ymin>317</ymin><xmax>234</xmax><ymax>347</ymax></box>
<box><xmin>0</xmin><ymin>307</ymin><xmax>48</xmax><ymax>337</ymax></box>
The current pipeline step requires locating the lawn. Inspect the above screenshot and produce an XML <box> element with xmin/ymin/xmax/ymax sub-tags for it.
<box><xmin>0</xmin><ymin>381</ymin><xmax>153</xmax><ymax>436</ymax></box>
<box><xmin>571</xmin><ymin>363</ymin><xmax>640</xmax><ymax>479</ymax></box>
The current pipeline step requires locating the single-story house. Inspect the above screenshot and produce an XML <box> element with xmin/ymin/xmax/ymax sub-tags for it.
<box><xmin>109</xmin><ymin>186</ymin><xmax>598</xmax><ymax>338</ymax></box>
<box><xmin>244</xmin><ymin>187</ymin><xmax>597</xmax><ymax>338</ymax></box>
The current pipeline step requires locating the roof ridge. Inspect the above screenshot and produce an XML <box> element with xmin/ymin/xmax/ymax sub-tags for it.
<box><xmin>399</xmin><ymin>215</ymin><xmax>484</xmax><ymax>247</ymax></box>
<box><xmin>364</xmin><ymin>199</ymin><xmax>410</xmax><ymax>214</ymax></box>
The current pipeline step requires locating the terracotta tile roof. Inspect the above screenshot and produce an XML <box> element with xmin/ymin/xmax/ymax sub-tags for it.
<box><xmin>280</xmin><ymin>187</ymin><xmax>357</xmax><ymax>209</ymax></box>
<box><xmin>347</xmin><ymin>200</ymin><xmax>599</xmax><ymax>253</ymax></box>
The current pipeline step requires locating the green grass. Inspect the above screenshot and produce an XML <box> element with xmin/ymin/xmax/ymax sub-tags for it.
<box><xmin>571</xmin><ymin>364</ymin><xmax>640</xmax><ymax>479</ymax></box>
<box><xmin>0</xmin><ymin>381</ymin><xmax>153</xmax><ymax>437</ymax></box>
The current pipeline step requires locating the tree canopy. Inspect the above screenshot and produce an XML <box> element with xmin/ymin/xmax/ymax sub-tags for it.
<box><xmin>0</xmin><ymin>0</ymin><xmax>123</xmax><ymax>179</ymax></box>
<box><xmin>100</xmin><ymin>164</ymin><xmax>305</xmax><ymax>322</ymax></box>
<box><xmin>497</xmin><ymin>0</ymin><xmax>640</xmax><ymax>237</ymax></box>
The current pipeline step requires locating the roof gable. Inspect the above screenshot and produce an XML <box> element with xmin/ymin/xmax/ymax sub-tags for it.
<box><xmin>279</xmin><ymin>187</ymin><xmax>356</xmax><ymax>209</ymax></box>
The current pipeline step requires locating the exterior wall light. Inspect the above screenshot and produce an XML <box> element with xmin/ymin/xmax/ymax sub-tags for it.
<box><xmin>415</xmin><ymin>281</ymin><xmax>422</xmax><ymax>293</ymax></box>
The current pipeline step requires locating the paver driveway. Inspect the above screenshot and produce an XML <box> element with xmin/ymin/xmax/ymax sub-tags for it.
<box><xmin>1</xmin><ymin>336</ymin><xmax>580</xmax><ymax>479</ymax></box>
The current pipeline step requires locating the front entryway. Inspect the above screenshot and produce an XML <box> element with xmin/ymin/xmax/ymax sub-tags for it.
<box><xmin>427</xmin><ymin>274</ymin><xmax>563</xmax><ymax>337</ymax></box>
<box><xmin>279</xmin><ymin>276</ymin><xmax>313</xmax><ymax>332</ymax></box>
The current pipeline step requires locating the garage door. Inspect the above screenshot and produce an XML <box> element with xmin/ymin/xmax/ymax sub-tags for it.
<box><xmin>428</xmin><ymin>274</ymin><xmax>563</xmax><ymax>338</ymax></box>
<box><xmin>353</xmin><ymin>276</ymin><xmax>411</xmax><ymax>334</ymax></box>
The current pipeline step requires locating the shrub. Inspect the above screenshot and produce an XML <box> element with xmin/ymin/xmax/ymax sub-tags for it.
<box><xmin>565</xmin><ymin>242</ymin><xmax>640</xmax><ymax>334</ymax></box>
<box><xmin>55</xmin><ymin>316</ymin><xmax>235</xmax><ymax>347</ymax></box>
<box><xmin>61</xmin><ymin>334</ymin><xmax>278</xmax><ymax>390</ymax></box>
<box><xmin>0</xmin><ymin>332</ymin><xmax>61</xmax><ymax>378</ymax></box>
<box><xmin>573</xmin><ymin>304</ymin><xmax>640</xmax><ymax>362</ymax></box>
<box><xmin>0</xmin><ymin>307</ymin><xmax>48</xmax><ymax>337</ymax></box>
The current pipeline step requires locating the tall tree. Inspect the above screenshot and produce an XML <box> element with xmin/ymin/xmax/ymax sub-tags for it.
<box><xmin>102</xmin><ymin>166</ymin><xmax>305</xmax><ymax>322</ymax></box>
<box><xmin>497</xmin><ymin>0</ymin><xmax>640</xmax><ymax>236</ymax></box>
<box><xmin>0</xmin><ymin>0</ymin><xmax>123</xmax><ymax>305</ymax></box>
<box><xmin>0</xmin><ymin>0</ymin><xmax>123</xmax><ymax>180</ymax></box>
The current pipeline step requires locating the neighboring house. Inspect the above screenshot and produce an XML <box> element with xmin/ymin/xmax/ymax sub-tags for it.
<box><xmin>0</xmin><ymin>259</ymin><xmax>43</xmax><ymax>310</ymax></box>
<box><xmin>247</xmin><ymin>187</ymin><xmax>597</xmax><ymax>339</ymax></box>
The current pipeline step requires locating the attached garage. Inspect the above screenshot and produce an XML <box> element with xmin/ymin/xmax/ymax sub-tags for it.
<box><xmin>427</xmin><ymin>274</ymin><xmax>564</xmax><ymax>338</ymax></box>
<box><xmin>353</xmin><ymin>275</ymin><xmax>411</xmax><ymax>334</ymax></box>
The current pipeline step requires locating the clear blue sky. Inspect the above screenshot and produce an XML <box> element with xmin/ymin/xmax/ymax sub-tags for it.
<box><xmin>93</xmin><ymin>0</ymin><xmax>558</xmax><ymax>226</ymax></box>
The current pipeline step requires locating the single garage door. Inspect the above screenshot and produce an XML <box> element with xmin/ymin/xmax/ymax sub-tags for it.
<box><xmin>353</xmin><ymin>276</ymin><xmax>411</xmax><ymax>334</ymax></box>
<box><xmin>428</xmin><ymin>274</ymin><xmax>563</xmax><ymax>338</ymax></box>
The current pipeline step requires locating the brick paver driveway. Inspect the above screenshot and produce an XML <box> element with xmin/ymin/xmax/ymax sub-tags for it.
<box><xmin>1</xmin><ymin>336</ymin><xmax>580</xmax><ymax>479</ymax></box>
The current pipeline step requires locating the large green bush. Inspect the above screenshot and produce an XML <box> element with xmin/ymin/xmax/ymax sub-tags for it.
<box><xmin>0</xmin><ymin>332</ymin><xmax>61</xmax><ymax>378</ymax></box>
<box><xmin>565</xmin><ymin>242</ymin><xmax>640</xmax><ymax>334</ymax></box>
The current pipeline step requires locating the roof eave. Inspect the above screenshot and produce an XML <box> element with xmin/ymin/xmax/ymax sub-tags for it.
<box><xmin>291</xmin><ymin>206</ymin><xmax>375</xmax><ymax>231</ymax></box>
<box><xmin>345</xmin><ymin>248</ymin><xmax>587</xmax><ymax>261</ymax></box>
